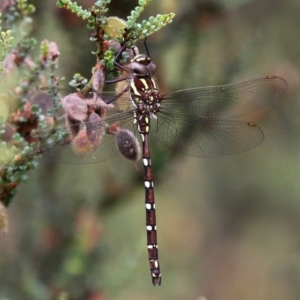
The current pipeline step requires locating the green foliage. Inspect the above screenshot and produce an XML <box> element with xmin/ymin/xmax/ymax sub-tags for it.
<box><xmin>125</xmin><ymin>13</ymin><xmax>175</xmax><ymax>43</ymax></box>
<box><xmin>0</xmin><ymin>0</ymin><xmax>175</xmax><ymax>206</ymax></box>
<box><xmin>69</xmin><ymin>73</ymin><xmax>88</xmax><ymax>88</ymax></box>
<box><xmin>0</xmin><ymin>13</ymin><xmax>15</xmax><ymax>73</ymax></box>
<box><xmin>123</xmin><ymin>0</ymin><xmax>175</xmax><ymax>43</ymax></box>
<box><xmin>126</xmin><ymin>0</ymin><xmax>152</xmax><ymax>28</ymax></box>
<box><xmin>56</xmin><ymin>0</ymin><xmax>113</xmax><ymax>30</ymax></box>
<box><xmin>0</xmin><ymin>2</ymin><xmax>66</xmax><ymax>205</ymax></box>
<box><xmin>0</xmin><ymin>131</ymin><xmax>39</xmax><ymax>206</ymax></box>
<box><xmin>102</xmin><ymin>46</ymin><xmax>117</xmax><ymax>71</ymax></box>
<box><xmin>56</xmin><ymin>0</ymin><xmax>96</xmax><ymax>28</ymax></box>
<box><xmin>55</xmin><ymin>0</ymin><xmax>175</xmax><ymax>60</ymax></box>
<box><xmin>16</xmin><ymin>0</ymin><xmax>36</xmax><ymax>15</ymax></box>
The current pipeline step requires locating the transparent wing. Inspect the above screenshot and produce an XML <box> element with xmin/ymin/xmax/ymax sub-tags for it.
<box><xmin>42</xmin><ymin>109</ymin><xmax>136</xmax><ymax>164</ymax></box>
<box><xmin>153</xmin><ymin>112</ymin><xmax>264</xmax><ymax>157</ymax></box>
<box><xmin>47</xmin><ymin>134</ymin><xmax>119</xmax><ymax>164</ymax></box>
<box><xmin>161</xmin><ymin>76</ymin><xmax>288</xmax><ymax>118</ymax></box>
<box><xmin>38</xmin><ymin>76</ymin><xmax>286</xmax><ymax>162</ymax></box>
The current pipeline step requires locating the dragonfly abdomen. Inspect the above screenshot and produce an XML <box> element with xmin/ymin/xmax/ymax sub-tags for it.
<box><xmin>142</xmin><ymin>132</ymin><xmax>161</xmax><ymax>285</ymax></box>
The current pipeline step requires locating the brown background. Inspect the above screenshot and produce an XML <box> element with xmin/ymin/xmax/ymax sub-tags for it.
<box><xmin>1</xmin><ymin>0</ymin><xmax>300</xmax><ymax>299</ymax></box>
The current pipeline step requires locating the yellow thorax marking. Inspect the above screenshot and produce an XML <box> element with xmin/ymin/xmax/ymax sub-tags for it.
<box><xmin>130</xmin><ymin>81</ymin><xmax>141</xmax><ymax>96</ymax></box>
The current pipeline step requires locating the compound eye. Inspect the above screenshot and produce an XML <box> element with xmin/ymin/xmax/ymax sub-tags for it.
<box><xmin>129</xmin><ymin>62</ymin><xmax>148</xmax><ymax>76</ymax></box>
<box><xmin>147</xmin><ymin>62</ymin><xmax>156</xmax><ymax>75</ymax></box>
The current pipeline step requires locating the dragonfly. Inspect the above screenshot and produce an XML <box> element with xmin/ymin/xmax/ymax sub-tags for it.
<box><xmin>41</xmin><ymin>46</ymin><xmax>288</xmax><ymax>285</ymax></box>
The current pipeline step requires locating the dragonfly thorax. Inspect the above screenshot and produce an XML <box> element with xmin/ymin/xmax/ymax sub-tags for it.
<box><xmin>130</xmin><ymin>75</ymin><xmax>161</xmax><ymax>114</ymax></box>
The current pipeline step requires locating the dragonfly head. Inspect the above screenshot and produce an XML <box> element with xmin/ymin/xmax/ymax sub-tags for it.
<box><xmin>129</xmin><ymin>54</ymin><xmax>156</xmax><ymax>77</ymax></box>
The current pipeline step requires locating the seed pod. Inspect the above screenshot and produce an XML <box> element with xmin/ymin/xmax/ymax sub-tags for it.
<box><xmin>116</xmin><ymin>129</ymin><xmax>141</xmax><ymax>161</ymax></box>
<box><xmin>86</xmin><ymin>112</ymin><xmax>103</xmax><ymax>147</ymax></box>
<box><xmin>92</xmin><ymin>63</ymin><xmax>105</xmax><ymax>94</ymax></box>
<box><xmin>71</xmin><ymin>130</ymin><xmax>92</xmax><ymax>155</ymax></box>
<box><xmin>65</xmin><ymin>115</ymin><xmax>81</xmax><ymax>139</ymax></box>
<box><xmin>62</xmin><ymin>93</ymin><xmax>87</xmax><ymax>121</ymax></box>
<box><xmin>85</xmin><ymin>94</ymin><xmax>115</xmax><ymax>110</ymax></box>
<box><xmin>104</xmin><ymin>17</ymin><xmax>126</xmax><ymax>40</ymax></box>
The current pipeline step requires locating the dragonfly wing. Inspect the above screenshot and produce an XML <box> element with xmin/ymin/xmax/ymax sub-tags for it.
<box><xmin>47</xmin><ymin>134</ymin><xmax>119</xmax><ymax>164</ymax></box>
<box><xmin>154</xmin><ymin>113</ymin><xmax>264</xmax><ymax>158</ymax></box>
<box><xmin>162</xmin><ymin>76</ymin><xmax>288</xmax><ymax>118</ymax></box>
<box><xmin>41</xmin><ymin>110</ymin><xmax>136</xmax><ymax>164</ymax></box>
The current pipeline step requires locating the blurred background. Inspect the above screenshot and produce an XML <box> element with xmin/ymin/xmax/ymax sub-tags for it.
<box><xmin>1</xmin><ymin>0</ymin><xmax>300</xmax><ymax>299</ymax></box>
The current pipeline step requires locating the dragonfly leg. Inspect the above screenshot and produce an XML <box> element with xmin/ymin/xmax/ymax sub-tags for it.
<box><xmin>105</xmin><ymin>84</ymin><xmax>130</xmax><ymax>105</ymax></box>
